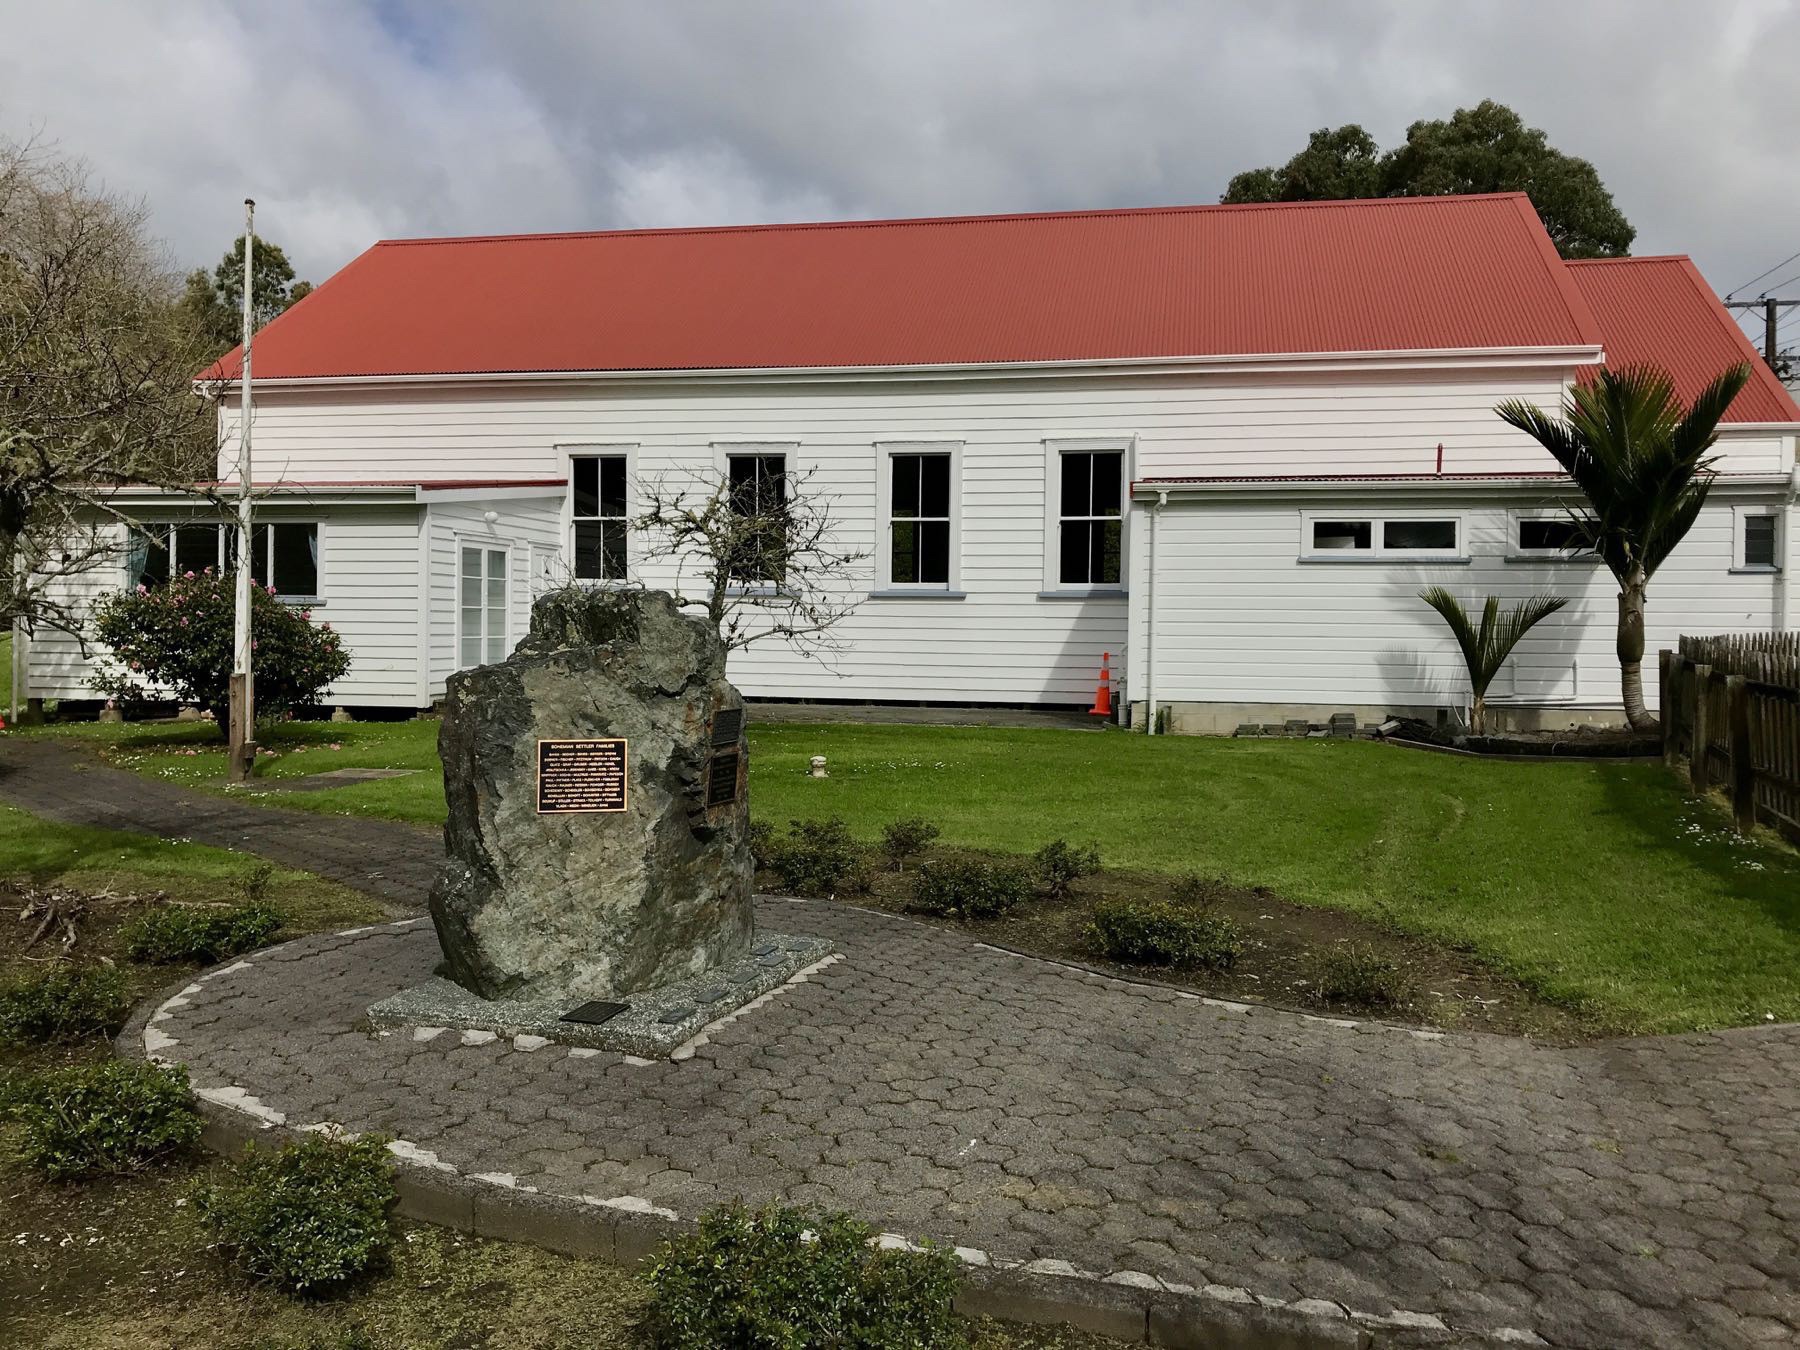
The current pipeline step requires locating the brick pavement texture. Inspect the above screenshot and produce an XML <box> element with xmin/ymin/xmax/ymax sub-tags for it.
<box><xmin>137</xmin><ymin>904</ymin><xmax>1799</xmax><ymax>1350</ymax></box>
<box><xmin>9</xmin><ymin>737</ymin><xmax>1799</xmax><ymax>1347</ymax></box>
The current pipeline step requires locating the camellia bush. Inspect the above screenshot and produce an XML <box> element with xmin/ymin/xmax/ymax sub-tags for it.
<box><xmin>89</xmin><ymin>568</ymin><xmax>349</xmax><ymax>728</ymax></box>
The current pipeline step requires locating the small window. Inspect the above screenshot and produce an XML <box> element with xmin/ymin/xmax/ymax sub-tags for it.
<box><xmin>889</xmin><ymin>452</ymin><xmax>951</xmax><ymax>585</ymax></box>
<box><xmin>1313</xmin><ymin>520</ymin><xmax>1372</xmax><ymax>551</ymax></box>
<box><xmin>1743</xmin><ymin>514</ymin><xmax>1778</xmax><ymax>569</ymax></box>
<box><xmin>174</xmin><ymin>523</ymin><xmax>220</xmax><ymax>577</ymax></box>
<box><xmin>1058</xmin><ymin>449</ymin><xmax>1124</xmax><ymax>585</ymax></box>
<box><xmin>459</xmin><ymin>545</ymin><xmax>510</xmax><ymax>668</ymax></box>
<box><xmin>1303</xmin><ymin>515</ymin><xmax>1461</xmax><ymax>559</ymax></box>
<box><xmin>1383</xmin><ymin>520</ymin><xmax>1457</xmax><ymax>552</ymax></box>
<box><xmin>126</xmin><ymin>527</ymin><xmax>171</xmax><ymax>589</ymax></box>
<box><xmin>249</xmin><ymin>523</ymin><xmax>319</xmax><ymax>597</ymax></box>
<box><xmin>726</xmin><ymin>453</ymin><xmax>788</xmax><ymax>582</ymax></box>
<box><xmin>571</xmin><ymin>454</ymin><xmax>629</xmax><ymax>581</ymax></box>
<box><xmin>1517</xmin><ymin>518</ymin><xmax>1592</xmax><ymax>554</ymax></box>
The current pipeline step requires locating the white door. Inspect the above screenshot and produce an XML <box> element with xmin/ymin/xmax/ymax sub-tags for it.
<box><xmin>459</xmin><ymin>544</ymin><xmax>510</xmax><ymax>668</ymax></box>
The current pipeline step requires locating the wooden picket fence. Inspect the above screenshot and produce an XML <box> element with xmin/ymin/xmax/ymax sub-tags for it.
<box><xmin>1660</xmin><ymin>633</ymin><xmax>1800</xmax><ymax>842</ymax></box>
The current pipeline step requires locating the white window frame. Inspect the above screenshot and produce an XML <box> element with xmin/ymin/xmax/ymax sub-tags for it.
<box><xmin>559</xmin><ymin>443</ymin><xmax>636</xmax><ymax>587</ymax></box>
<box><xmin>1732</xmin><ymin>504</ymin><xmax>1783</xmax><ymax>574</ymax></box>
<box><xmin>1507</xmin><ymin>509</ymin><xmax>1599</xmax><ymax>563</ymax></box>
<box><xmin>873</xmin><ymin>441</ymin><xmax>962</xmax><ymax>596</ymax></box>
<box><xmin>712</xmin><ymin>441</ymin><xmax>797</xmax><ymax>592</ymax></box>
<box><xmin>1042</xmin><ymin>437</ymin><xmax>1132</xmax><ymax>596</ymax></box>
<box><xmin>456</xmin><ymin>539</ymin><xmax>512</xmax><ymax>670</ymax></box>
<box><xmin>1299</xmin><ymin>511</ymin><xmax>1468</xmax><ymax>562</ymax></box>
<box><xmin>125</xmin><ymin>519</ymin><xmax>323</xmax><ymax>601</ymax></box>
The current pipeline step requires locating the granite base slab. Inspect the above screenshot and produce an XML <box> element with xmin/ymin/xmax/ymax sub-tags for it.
<box><xmin>366</xmin><ymin>932</ymin><xmax>833</xmax><ymax>1058</ymax></box>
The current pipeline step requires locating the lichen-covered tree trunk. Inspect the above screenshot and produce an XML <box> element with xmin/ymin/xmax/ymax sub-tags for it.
<box><xmin>1618</xmin><ymin>570</ymin><xmax>1653</xmax><ymax>730</ymax></box>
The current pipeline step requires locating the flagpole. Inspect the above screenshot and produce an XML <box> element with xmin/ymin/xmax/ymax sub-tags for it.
<box><xmin>228</xmin><ymin>199</ymin><xmax>256</xmax><ymax>783</ymax></box>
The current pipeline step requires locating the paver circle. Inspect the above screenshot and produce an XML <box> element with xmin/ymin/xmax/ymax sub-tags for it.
<box><xmin>129</xmin><ymin>900</ymin><xmax>1800</xmax><ymax>1348</ymax></box>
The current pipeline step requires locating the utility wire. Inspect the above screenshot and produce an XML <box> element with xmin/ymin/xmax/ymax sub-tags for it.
<box><xmin>1728</xmin><ymin>248</ymin><xmax>1800</xmax><ymax>298</ymax></box>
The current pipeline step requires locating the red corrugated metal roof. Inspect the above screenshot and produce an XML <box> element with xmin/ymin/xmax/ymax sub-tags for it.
<box><xmin>1567</xmin><ymin>257</ymin><xmax>1800</xmax><ymax>423</ymax></box>
<box><xmin>203</xmin><ymin>194</ymin><xmax>1600</xmax><ymax>381</ymax></box>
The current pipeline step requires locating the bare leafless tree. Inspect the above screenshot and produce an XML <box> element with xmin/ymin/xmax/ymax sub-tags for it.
<box><xmin>1</xmin><ymin>136</ymin><xmax>217</xmax><ymax>646</ymax></box>
<box><xmin>630</xmin><ymin>465</ymin><xmax>868</xmax><ymax>655</ymax></box>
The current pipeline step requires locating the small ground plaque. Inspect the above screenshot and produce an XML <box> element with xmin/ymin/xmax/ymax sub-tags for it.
<box><xmin>561</xmin><ymin>999</ymin><xmax>629</xmax><ymax>1026</ymax></box>
<box><xmin>536</xmin><ymin>738</ymin><xmax>628</xmax><ymax>814</ymax></box>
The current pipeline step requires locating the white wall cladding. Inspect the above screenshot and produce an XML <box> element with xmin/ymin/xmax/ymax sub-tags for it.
<box><xmin>1126</xmin><ymin>489</ymin><xmax>1793</xmax><ymax>717</ymax></box>
<box><xmin>27</xmin><ymin>504</ymin><xmax>426</xmax><ymax>709</ymax></box>
<box><xmin>178</xmin><ymin>367</ymin><xmax>1790</xmax><ymax>710</ymax></box>
<box><xmin>424</xmin><ymin>498</ymin><xmax>563</xmax><ymax>698</ymax></box>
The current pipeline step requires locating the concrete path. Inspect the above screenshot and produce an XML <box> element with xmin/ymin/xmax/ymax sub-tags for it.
<box><xmin>8</xmin><ymin>735</ymin><xmax>1800</xmax><ymax>1347</ymax></box>
<box><xmin>0</xmin><ymin>738</ymin><xmax>437</xmax><ymax>910</ymax></box>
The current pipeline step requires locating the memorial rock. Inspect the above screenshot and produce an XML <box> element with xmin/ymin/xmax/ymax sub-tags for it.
<box><xmin>428</xmin><ymin>587</ymin><xmax>752</xmax><ymax>1003</ymax></box>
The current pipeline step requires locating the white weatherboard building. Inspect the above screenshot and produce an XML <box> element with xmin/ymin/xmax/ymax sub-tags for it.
<box><xmin>25</xmin><ymin>194</ymin><xmax>1800</xmax><ymax>731</ymax></box>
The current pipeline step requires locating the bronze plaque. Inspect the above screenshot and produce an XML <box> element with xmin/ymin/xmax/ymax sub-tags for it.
<box><xmin>706</xmin><ymin>749</ymin><xmax>741</xmax><ymax>807</ymax></box>
<box><xmin>536</xmin><ymin>738</ymin><xmax>628</xmax><ymax>814</ymax></box>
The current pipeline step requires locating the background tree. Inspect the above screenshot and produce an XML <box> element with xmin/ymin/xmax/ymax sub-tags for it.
<box><xmin>1222</xmin><ymin>100</ymin><xmax>1634</xmax><ymax>259</ymax></box>
<box><xmin>179</xmin><ymin>234</ymin><xmax>312</xmax><ymax>355</ymax></box>
<box><xmin>630</xmin><ymin>465</ymin><xmax>867</xmax><ymax>657</ymax></box>
<box><xmin>1418</xmin><ymin>588</ymin><xmax>1568</xmax><ymax>735</ymax></box>
<box><xmin>0</xmin><ymin>138</ymin><xmax>216</xmax><ymax>647</ymax></box>
<box><xmin>1496</xmin><ymin>363</ymin><xmax>1750</xmax><ymax>730</ymax></box>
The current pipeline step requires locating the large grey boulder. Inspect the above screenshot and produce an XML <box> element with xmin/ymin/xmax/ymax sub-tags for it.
<box><xmin>428</xmin><ymin>587</ymin><xmax>752</xmax><ymax>1003</ymax></box>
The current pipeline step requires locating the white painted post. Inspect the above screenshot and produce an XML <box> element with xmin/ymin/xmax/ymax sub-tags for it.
<box><xmin>228</xmin><ymin>200</ymin><xmax>257</xmax><ymax>782</ymax></box>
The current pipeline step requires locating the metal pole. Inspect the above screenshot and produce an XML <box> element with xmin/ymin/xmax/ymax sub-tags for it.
<box><xmin>228</xmin><ymin>200</ymin><xmax>256</xmax><ymax>783</ymax></box>
<box><xmin>1767</xmin><ymin>297</ymin><xmax>1779</xmax><ymax>369</ymax></box>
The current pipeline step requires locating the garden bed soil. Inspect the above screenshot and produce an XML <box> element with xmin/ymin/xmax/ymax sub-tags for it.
<box><xmin>1382</xmin><ymin>718</ymin><xmax>1659</xmax><ymax>760</ymax></box>
<box><xmin>762</xmin><ymin>852</ymin><xmax>1606</xmax><ymax>1042</ymax></box>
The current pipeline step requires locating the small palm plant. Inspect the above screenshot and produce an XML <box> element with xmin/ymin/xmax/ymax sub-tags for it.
<box><xmin>1496</xmin><ymin>362</ymin><xmax>1749</xmax><ymax>729</ymax></box>
<box><xmin>1419</xmin><ymin>588</ymin><xmax>1569</xmax><ymax>735</ymax></box>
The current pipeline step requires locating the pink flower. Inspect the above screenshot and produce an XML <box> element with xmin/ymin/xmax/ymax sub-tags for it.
<box><xmin>183</xmin><ymin>570</ymin><xmax>195</xmax><ymax>580</ymax></box>
<box><xmin>129</xmin><ymin>660</ymin><xmax>141</xmax><ymax>671</ymax></box>
<box><xmin>320</xmin><ymin>622</ymin><xmax>332</xmax><ymax>630</ymax></box>
<box><xmin>266</xmin><ymin>585</ymin><xmax>277</xmax><ymax>596</ymax></box>
<box><xmin>251</xmin><ymin>640</ymin><xmax>259</xmax><ymax>650</ymax></box>
<box><xmin>135</xmin><ymin>584</ymin><xmax>148</xmax><ymax>596</ymax></box>
<box><xmin>179</xmin><ymin>617</ymin><xmax>188</xmax><ymax>627</ymax></box>
<box><xmin>329</xmin><ymin>742</ymin><xmax>342</xmax><ymax>751</ymax></box>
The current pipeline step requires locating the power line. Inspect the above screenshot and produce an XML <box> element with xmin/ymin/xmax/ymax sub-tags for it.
<box><xmin>1727</xmin><ymin>247</ymin><xmax>1800</xmax><ymax>298</ymax></box>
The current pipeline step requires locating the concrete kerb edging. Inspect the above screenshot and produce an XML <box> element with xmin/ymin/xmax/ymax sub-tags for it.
<box><xmin>117</xmin><ymin>923</ymin><xmax>1546</xmax><ymax>1350</ymax></box>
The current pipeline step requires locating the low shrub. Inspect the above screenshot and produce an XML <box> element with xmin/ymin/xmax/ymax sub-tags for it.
<box><xmin>0</xmin><ymin>964</ymin><xmax>132</xmax><ymax>1044</ymax></box>
<box><xmin>194</xmin><ymin>1134</ymin><xmax>397</xmax><ymax>1294</ymax></box>
<box><xmin>746</xmin><ymin>819</ymin><xmax>775</xmax><ymax>869</ymax></box>
<box><xmin>1170</xmin><ymin>873</ymin><xmax>1232</xmax><ymax>908</ymax></box>
<box><xmin>1033</xmin><ymin>839</ymin><xmax>1101</xmax><ymax>899</ymax></box>
<box><xmin>761</xmin><ymin>818</ymin><xmax>871</xmax><ymax>897</ymax></box>
<box><xmin>1308</xmin><ymin>943</ymin><xmax>1417</xmax><ymax>1010</ymax></box>
<box><xmin>5</xmin><ymin>1060</ymin><xmax>201</xmax><ymax>1180</ymax></box>
<box><xmin>121</xmin><ymin>901</ymin><xmax>283</xmax><ymax>964</ymax></box>
<box><xmin>1089</xmin><ymin>898</ymin><xmax>1243</xmax><ymax>970</ymax></box>
<box><xmin>878</xmin><ymin>817</ymin><xmax>941</xmax><ymax>870</ymax></box>
<box><xmin>645</xmin><ymin>1201</ymin><xmax>964</xmax><ymax>1350</ymax></box>
<box><xmin>909</xmin><ymin>858</ymin><xmax>1034</xmax><ymax>920</ymax></box>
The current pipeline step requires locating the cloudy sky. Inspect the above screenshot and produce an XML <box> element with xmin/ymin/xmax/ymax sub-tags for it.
<box><xmin>4</xmin><ymin>0</ymin><xmax>1798</xmax><ymax>342</ymax></box>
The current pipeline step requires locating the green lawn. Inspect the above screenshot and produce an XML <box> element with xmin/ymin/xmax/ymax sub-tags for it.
<box><xmin>36</xmin><ymin>715</ymin><xmax>1800</xmax><ymax>1034</ymax></box>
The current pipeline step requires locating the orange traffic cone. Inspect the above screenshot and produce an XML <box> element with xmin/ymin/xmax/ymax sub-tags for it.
<box><xmin>1088</xmin><ymin>652</ymin><xmax>1113</xmax><ymax>717</ymax></box>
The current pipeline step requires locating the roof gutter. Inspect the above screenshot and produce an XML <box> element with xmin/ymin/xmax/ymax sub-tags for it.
<box><xmin>198</xmin><ymin>343</ymin><xmax>1608</xmax><ymax>394</ymax></box>
<box><xmin>1132</xmin><ymin>472</ymin><xmax>1798</xmax><ymax>499</ymax></box>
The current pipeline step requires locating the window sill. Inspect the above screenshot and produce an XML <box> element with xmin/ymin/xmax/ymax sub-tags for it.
<box><xmin>1037</xmin><ymin>587</ymin><xmax>1127</xmax><ymax>601</ymax></box>
<box><xmin>726</xmin><ymin>583</ymin><xmax>792</xmax><ymax>600</ymax></box>
<box><xmin>1503</xmin><ymin>554</ymin><xmax>1599</xmax><ymax>565</ymax></box>
<box><xmin>1297</xmin><ymin>555</ymin><xmax>1471</xmax><ymax>565</ymax></box>
<box><xmin>1729</xmin><ymin>565</ymin><xmax>1782</xmax><ymax>575</ymax></box>
<box><xmin>279</xmin><ymin>597</ymin><xmax>324</xmax><ymax>608</ymax></box>
<box><xmin>869</xmin><ymin>588</ymin><xmax>966</xmax><ymax>600</ymax></box>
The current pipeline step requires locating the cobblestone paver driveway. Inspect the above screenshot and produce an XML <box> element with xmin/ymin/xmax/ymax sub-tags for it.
<box><xmin>144</xmin><ymin>901</ymin><xmax>1799</xmax><ymax>1349</ymax></box>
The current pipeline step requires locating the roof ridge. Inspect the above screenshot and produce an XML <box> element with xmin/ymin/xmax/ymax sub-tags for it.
<box><xmin>1565</xmin><ymin>255</ymin><xmax>1690</xmax><ymax>267</ymax></box>
<box><xmin>372</xmin><ymin>192</ymin><xmax>1535</xmax><ymax>249</ymax></box>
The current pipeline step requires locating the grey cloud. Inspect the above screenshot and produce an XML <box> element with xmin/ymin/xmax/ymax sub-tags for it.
<box><xmin>1</xmin><ymin>0</ymin><xmax>1795</xmax><ymax>334</ymax></box>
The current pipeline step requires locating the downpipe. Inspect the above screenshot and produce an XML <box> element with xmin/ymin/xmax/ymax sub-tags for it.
<box><xmin>1144</xmin><ymin>489</ymin><xmax>1166</xmax><ymax>735</ymax></box>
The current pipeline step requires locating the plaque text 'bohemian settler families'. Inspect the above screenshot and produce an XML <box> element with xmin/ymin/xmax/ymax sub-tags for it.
<box><xmin>536</xmin><ymin>738</ymin><xmax>628</xmax><ymax>814</ymax></box>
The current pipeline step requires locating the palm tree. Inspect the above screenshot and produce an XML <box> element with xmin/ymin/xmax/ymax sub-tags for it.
<box><xmin>1496</xmin><ymin>363</ymin><xmax>1750</xmax><ymax>730</ymax></box>
<box><xmin>1419</xmin><ymin>589</ymin><xmax>1569</xmax><ymax>735</ymax></box>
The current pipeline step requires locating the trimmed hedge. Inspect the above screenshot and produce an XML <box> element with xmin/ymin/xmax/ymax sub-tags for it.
<box><xmin>909</xmin><ymin>858</ymin><xmax>1034</xmax><ymax>920</ymax></box>
<box><xmin>0</xmin><ymin>964</ymin><xmax>132</xmax><ymax>1045</ymax></box>
<box><xmin>5</xmin><ymin>1060</ymin><xmax>201</xmax><ymax>1180</ymax></box>
<box><xmin>1089</xmin><ymin>898</ymin><xmax>1242</xmax><ymax>970</ymax></box>
<box><xmin>121</xmin><ymin>901</ymin><xmax>283</xmax><ymax>965</ymax></box>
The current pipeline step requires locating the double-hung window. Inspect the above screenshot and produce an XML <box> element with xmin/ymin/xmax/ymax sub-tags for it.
<box><xmin>882</xmin><ymin>447</ymin><xmax>955</xmax><ymax>589</ymax></box>
<box><xmin>1057</xmin><ymin>448</ymin><xmax>1125</xmax><ymax>586</ymax></box>
<box><xmin>571</xmin><ymin>454</ymin><xmax>629</xmax><ymax>581</ymax></box>
<box><xmin>726</xmin><ymin>452</ymin><xmax>788</xmax><ymax>583</ymax></box>
<box><xmin>459</xmin><ymin>544</ymin><xmax>510</xmax><ymax>667</ymax></box>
